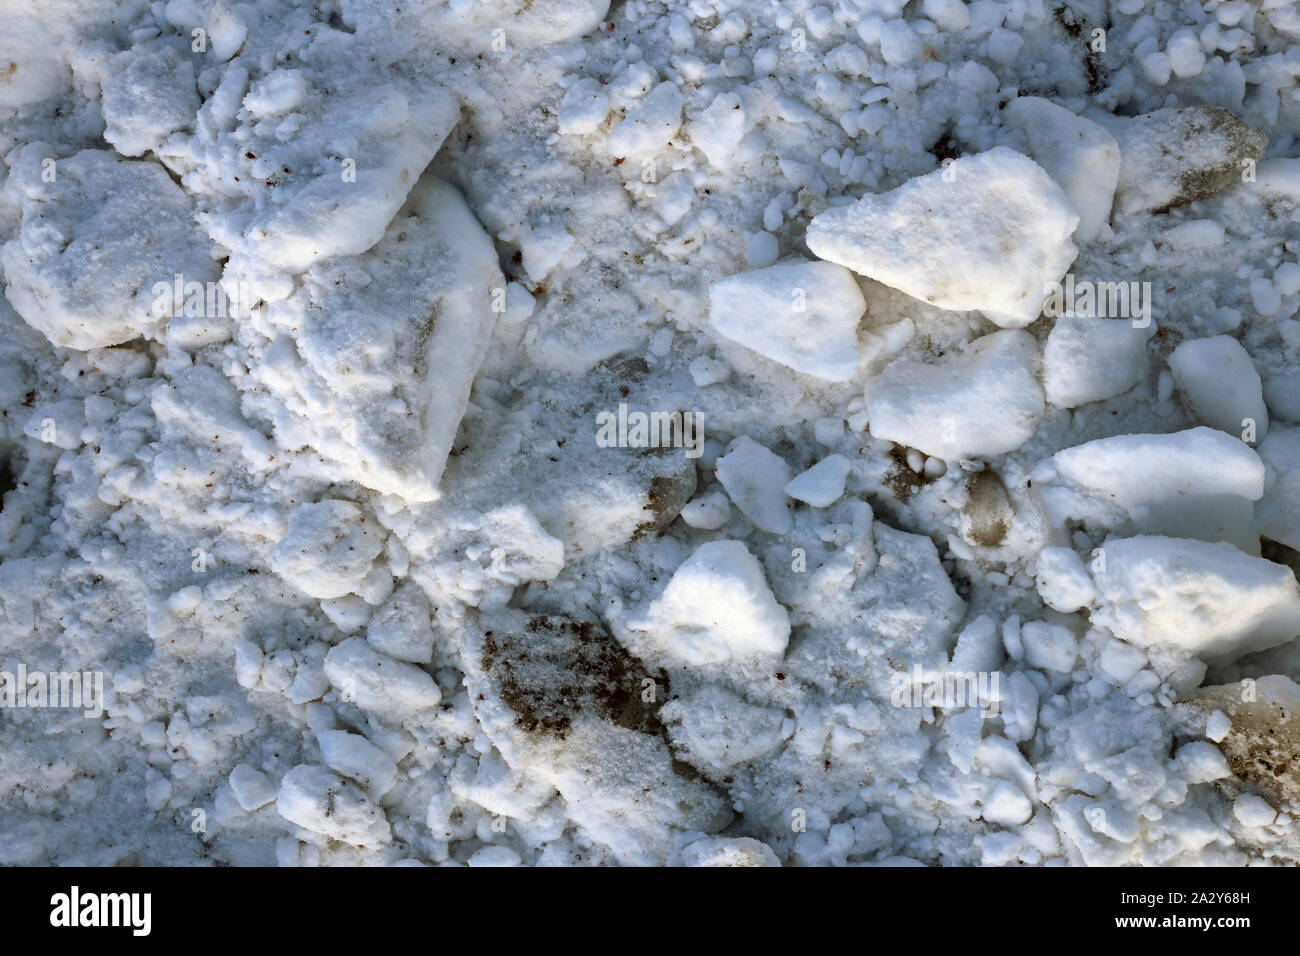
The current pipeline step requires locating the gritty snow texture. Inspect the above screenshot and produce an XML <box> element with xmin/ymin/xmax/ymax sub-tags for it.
<box><xmin>0</xmin><ymin>0</ymin><xmax>1299</xmax><ymax>871</ymax></box>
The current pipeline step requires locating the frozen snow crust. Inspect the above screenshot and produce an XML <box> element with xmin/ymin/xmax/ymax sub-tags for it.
<box><xmin>1</xmin><ymin>0</ymin><xmax>1300</xmax><ymax>867</ymax></box>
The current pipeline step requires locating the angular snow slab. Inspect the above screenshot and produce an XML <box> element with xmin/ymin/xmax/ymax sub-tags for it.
<box><xmin>715</xmin><ymin>436</ymin><xmax>794</xmax><ymax>533</ymax></box>
<box><xmin>1091</xmin><ymin>535</ymin><xmax>1300</xmax><ymax>664</ymax></box>
<box><xmin>1098</xmin><ymin>105</ymin><xmax>1267</xmax><ymax>215</ymax></box>
<box><xmin>806</xmin><ymin>147</ymin><xmax>1078</xmax><ymax>328</ymax></box>
<box><xmin>458</xmin><ymin>609</ymin><xmax>733</xmax><ymax>866</ymax></box>
<box><xmin>1042</xmin><ymin>314</ymin><xmax>1149</xmax><ymax>408</ymax></box>
<box><xmin>708</xmin><ymin>259</ymin><xmax>865</xmax><ymax>382</ymax></box>
<box><xmin>1030</xmin><ymin>428</ymin><xmax>1265</xmax><ymax>552</ymax></box>
<box><xmin>276</xmin><ymin>764</ymin><xmax>392</xmax><ymax>847</ymax></box>
<box><xmin>866</xmin><ymin>329</ymin><xmax>1043</xmax><ymax>461</ymax></box>
<box><xmin>213</xmin><ymin>83</ymin><xmax>460</xmax><ymax>280</ymax></box>
<box><xmin>1003</xmin><ymin>97</ymin><xmax>1120</xmax><ymax>242</ymax></box>
<box><xmin>2</xmin><ymin>148</ymin><xmax>217</xmax><ymax>350</ymax></box>
<box><xmin>626</xmin><ymin>540</ymin><xmax>791</xmax><ymax>668</ymax></box>
<box><xmin>246</xmin><ymin>176</ymin><xmax>502</xmax><ymax>502</ymax></box>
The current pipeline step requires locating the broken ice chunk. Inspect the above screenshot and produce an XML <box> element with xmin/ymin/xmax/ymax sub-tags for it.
<box><xmin>1042</xmin><ymin>315</ymin><xmax>1149</xmax><ymax>408</ymax></box>
<box><xmin>269</xmin><ymin>500</ymin><xmax>385</xmax><ymax>600</ymax></box>
<box><xmin>323</xmin><ymin>638</ymin><xmax>441</xmax><ymax>712</ymax></box>
<box><xmin>1002</xmin><ymin>97</ymin><xmax>1120</xmax><ymax>242</ymax></box>
<box><xmin>1</xmin><ymin>148</ymin><xmax>218</xmax><ymax>350</ymax></box>
<box><xmin>1169</xmin><ymin>335</ymin><xmax>1268</xmax><ymax>441</ymax></box>
<box><xmin>679</xmin><ymin>836</ymin><xmax>782</xmax><ymax>866</ymax></box>
<box><xmin>1256</xmin><ymin>425</ymin><xmax>1300</xmax><ymax>552</ymax></box>
<box><xmin>805</xmin><ymin>147</ymin><xmax>1078</xmax><ymax>328</ymax></box>
<box><xmin>1099</xmin><ymin>105</ymin><xmax>1267</xmax><ymax>215</ymax></box>
<box><xmin>1090</xmin><ymin>535</ymin><xmax>1300</xmax><ymax>664</ymax></box>
<box><xmin>866</xmin><ymin>329</ymin><xmax>1044</xmax><ymax>461</ymax></box>
<box><xmin>626</xmin><ymin>540</ymin><xmax>791</xmax><ymax>668</ymax></box>
<box><xmin>1030</xmin><ymin>428</ymin><xmax>1265</xmax><ymax>553</ymax></box>
<box><xmin>715</xmin><ymin>436</ymin><xmax>794</xmax><ymax>533</ymax></box>
<box><xmin>276</xmin><ymin>765</ymin><xmax>391</xmax><ymax>847</ymax></box>
<box><xmin>708</xmin><ymin>260</ymin><xmax>865</xmax><ymax>382</ymax></box>
<box><xmin>785</xmin><ymin>454</ymin><xmax>851</xmax><ymax>507</ymax></box>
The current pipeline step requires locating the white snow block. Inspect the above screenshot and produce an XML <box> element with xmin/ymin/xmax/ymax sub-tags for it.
<box><xmin>1030</xmin><ymin>428</ymin><xmax>1265</xmax><ymax>552</ymax></box>
<box><xmin>1003</xmin><ymin>97</ymin><xmax>1120</xmax><ymax>242</ymax></box>
<box><xmin>270</xmin><ymin>500</ymin><xmax>385</xmax><ymax>600</ymax></box>
<box><xmin>228</xmin><ymin>764</ymin><xmax>277</xmax><ymax>812</ymax></box>
<box><xmin>708</xmin><ymin>260</ymin><xmax>865</xmax><ymax>382</ymax></box>
<box><xmin>715</xmin><ymin>437</ymin><xmax>794</xmax><ymax>533</ymax></box>
<box><xmin>806</xmin><ymin>147</ymin><xmax>1078</xmax><ymax>328</ymax></box>
<box><xmin>1091</xmin><ymin>535</ymin><xmax>1300</xmax><ymax>663</ymax></box>
<box><xmin>1099</xmin><ymin>106</ymin><xmax>1268</xmax><ymax>215</ymax></box>
<box><xmin>1042</xmin><ymin>315</ymin><xmax>1149</xmax><ymax>408</ymax></box>
<box><xmin>245</xmin><ymin>177</ymin><xmax>503</xmax><ymax>502</ymax></box>
<box><xmin>1169</xmin><ymin>335</ymin><xmax>1268</xmax><ymax>440</ymax></box>
<box><xmin>1</xmin><ymin>148</ymin><xmax>218</xmax><ymax>350</ymax></box>
<box><xmin>323</xmin><ymin>638</ymin><xmax>441</xmax><ymax>712</ymax></box>
<box><xmin>607</xmin><ymin>81</ymin><xmax>683</xmax><ymax>157</ymax></box>
<box><xmin>785</xmin><ymin>454</ymin><xmax>851</xmax><ymax>507</ymax></box>
<box><xmin>680</xmin><ymin>836</ymin><xmax>781</xmax><ymax>866</ymax></box>
<box><xmin>866</xmin><ymin>329</ymin><xmax>1044</xmax><ymax>461</ymax></box>
<box><xmin>276</xmin><ymin>764</ymin><xmax>391</xmax><ymax>847</ymax></box>
<box><xmin>1257</xmin><ymin>425</ymin><xmax>1300</xmax><ymax>552</ymax></box>
<box><xmin>627</xmin><ymin>540</ymin><xmax>791</xmax><ymax>668</ymax></box>
<box><xmin>317</xmin><ymin>730</ymin><xmax>399</xmax><ymax>796</ymax></box>
<box><xmin>235</xmin><ymin>86</ymin><xmax>460</xmax><ymax>276</ymax></box>
<box><xmin>1035</xmin><ymin>547</ymin><xmax>1096</xmax><ymax>612</ymax></box>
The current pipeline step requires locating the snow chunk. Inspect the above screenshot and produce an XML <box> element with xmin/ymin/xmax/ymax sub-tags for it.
<box><xmin>866</xmin><ymin>330</ymin><xmax>1043</xmax><ymax>461</ymax></box>
<box><xmin>557</xmin><ymin>77</ymin><xmax>609</xmax><ymax>134</ymax></box>
<box><xmin>367</xmin><ymin>583</ymin><xmax>434</xmax><ymax>663</ymax></box>
<box><xmin>785</xmin><ymin>454</ymin><xmax>851</xmax><ymax>507</ymax></box>
<box><xmin>269</xmin><ymin>500</ymin><xmax>385</xmax><ymax>600</ymax></box>
<box><xmin>715</xmin><ymin>437</ymin><xmax>794</xmax><ymax>533</ymax></box>
<box><xmin>101</xmin><ymin>45</ymin><xmax>199</xmax><ymax>157</ymax></box>
<box><xmin>607</xmin><ymin>82</ymin><xmax>682</xmax><ymax>157</ymax></box>
<box><xmin>1233</xmin><ymin>793</ymin><xmax>1277</xmax><ymax>827</ymax></box>
<box><xmin>1175</xmin><ymin>741</ymin><xmax>1232</xmax><ymax>783</ymax></box>
<box><xmin>806</xmin><ymin>147</ymin><xmax>1078</xmax><ymax>328</ymax></box>
<box><xmin>1102</xmin><ymin>106</ymin><xmax>1267</xmax><ymax>215</ymax></box>
<box><xmin>1091</xmin><ymin>536</ymin><xmax>1300</xmax><ymax>663</ymax></box>
<box><xmin>688</xmin><ymin>92</ymin><xmax>746</xmax><ymax>172</ymax></box>
<box><xmin>1021</xmin><ymin>622</ymin><xmax>1078</xmax><ymax>673</ymax></box>
<box><xmin>276</xmin><ymin>765</ymin><xmax>391</xmax><ymax>847</ymax></box>
<box><xmin>1169</xmin><ymin>335</ymin><xmax>1268</xmax><ymax>440</ymax></box>
<box><xmin>1003</xmin><ymin>97</ymin><xmax>1120</xmax><ymax>242</ymax></box>
<box><xmin>1258</xmin><ymin>426</ymin><xmax>1300</xmax><ymax>552</ymax></box>
<box><xmin>708</xmin><ymin>260</ymin><xmax>865</xmax><ymax>382</ymax></box>
<box><xmin>1042</xmin><ymin>315</ymin><xmax>1148</xmax><ymax>408</ymax></box>
<box><xmin>228</xmin><ymin>764</ymin><xmax>276</xmax><ymax>811</ymax></box>
<box><xmin>680</xmin><ymin>836</ymin><xmax>781</xmax><ymax>866</ymax></box>
<box><xmin>323</xmin><ymin>638</ymin><xmax>441</xmax><ymax>712</ymax></box>
<box><xmin>2</xmin><ymin>149</ymin><xmax>217</xmax><ymax>350</ymax></box>
<box><xmin>628</xmin><ymin>540</ymin><xmax>791</xmax><ymax>668</ymax></box>
<box><xmin>1030</xmin><ymin>428</ymin><xmax>1264</xmax><ymax>552</ymax></box>
<box><xmin>317</xmin><ymin>730</ymin><xmax>399</xmax><ymax>796</ymax></box>
<box><xmin>1035</xmin><ymin>547</ymin><xmax>1096</xmax><ymax>612</ymax></box>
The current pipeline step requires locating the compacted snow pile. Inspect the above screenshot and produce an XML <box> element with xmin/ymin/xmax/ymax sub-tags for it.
<box><xmin>1</xmin><ymin>0</ymin><xmax>1300</xmax><ymax>868</ymax></box>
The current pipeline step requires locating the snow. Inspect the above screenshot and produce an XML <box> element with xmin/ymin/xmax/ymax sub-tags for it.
<box><xmin>785</xmin><ymin>454</ymin><xmax>851</xmax><ymax>507</ymax></box>
<box><xmin>1091</xmin><ymin>536</ymin><xmax>1300</xmax><ymax>663</ymax></box>
<box><xmin>708</xmin><ymin>260</ymin><xmax>865</xmax><ymax>382</ymax></box>
<box><xmin>714</xmin><ymin>436</ymin><xmax>794</xmax><ymax>534</ymax></box>
<box><xmin>1169</xmin><ymin>335</ymin><xmax>1268</xmax><ymax>440</ymax></box>
<box><xmin>4</xmin><ymin>0</ymin><xmax>1300</xmax><ymax>871</ymax></box>
<box><xmin>1030</xmin><ymin>428</ymin><xmax>1265</xmax><ymax>553</ymax></box>
<box><xmin>866</xmin><ymin>330</ymin><xmax>1044</xmax><ymax>461</ymax></box>
<box><xmin>1002</xmin><ymin>97</ymin><xmax>1120</xmax><ymax>243</ymax></box>
<box><xmin>1041</xmin><ymin>316</ymin><xmax>1149</xmax><ymax>409</ymax></box>
<box><xmin>806</xmin><ymin>147</ymin><xmax>1078</xmax><ymax>328</ymax></box>
<box><xmin>627</xmin><ymin>540</ymin><xmax>790</xmax><ymax>668</ymax></box>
